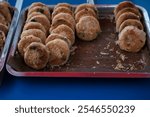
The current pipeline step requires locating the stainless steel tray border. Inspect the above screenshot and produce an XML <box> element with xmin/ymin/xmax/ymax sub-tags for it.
<box><xmin>6</xmin><ymin>4</ymin><xmax>150</xmax><ymax>78</ymax></box>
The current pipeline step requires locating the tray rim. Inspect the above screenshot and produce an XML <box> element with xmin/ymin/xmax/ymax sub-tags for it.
<box><xmin>6</xmin><ymin>4</ymin><xmax>150</xmax><ymax>78</ymax></box>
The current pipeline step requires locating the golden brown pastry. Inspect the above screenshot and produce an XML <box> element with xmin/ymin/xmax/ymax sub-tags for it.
<box><xmin>75</xmin><ymin>3</ymin><xmax>97</xmax><ymax>15</ymax></box>
<box><xmin>52</xmin><ymin>13</ymin><xmax>75</xmax><ymax>28</ymax></box>
<box><xmin>28</xmin><ymin>2</ymin><xmax>47</xmax><ymax>11</ymax></box>
<box><xmin>21</xmin><ymin>29</ymin><xmax>46</xmax><ymax>44</ymax></box>
<box><xmin>117</xmin><ymin>26</ymin><xmax>146</xmax><ymax>52</ymax></box>
<box><xmin>27</xmin><ymin>14</ymin><xmax>50</xmax><ymax>32</ymax></box>
<box><xmin>28</xmin><ymin>6</ymin><xmax>51</xmax><ymax>20</ymax></box>
<box><xmin>0</xmin><ymin>1</ymin><xmax>11</xmax><ymax>23</ymax></box>
<box><xmin>52</xmin><ymin>7</ymin><xmax>73</xmax><ymax>19</ymax></box>
<box><xmin>50</xmin><ymin>18</ymin><xmax>75</xmax><ymax>32</ymax></box>
<box><xmin>51</xmin><ymin>24</ymin><xmax>75</xmax><ymax>45</ymax></box>
<box><xmin>116</xmin><ymin>12</ymin><xmax>140</xmax><ymax>32</ymax></box>
<box><xmin>26</xmin><ymin>12</ymin><xmax>43</xmax><ymax>22</ymax></box>
<box><xmin>0</xmin><ymin>31</ymin><xmax>5</xmax><ymax>49</ymax></box>
<box><xmin>115</xmin><ymin>7</ymin><xmax>141</xmax><ymax>21</ymax></box>
<box><xmin>54</xmin><ymin>3</ymin><xmax>72</xmax><ymax>10</ymax></box>
<box><xmin>23</xmin><ymin>22</ymin><xmax>47</xmax><ymax>35</ymax></box>
<box><xmin>0</xmin><ymin>14</ymin><xmax>9</xmax><ymax>27</ymax></box>
<box><xmin>114</xmin><ymin>1</ymin><xmax>137</xmax><ymax>16</ymax></box>
<box><xmin>18</xmin><ymin>35</ymin><xmax>42</xmax><ymax>56</ymax></box>
<box><xmin>75</xmin><ymin>7</ymin><xmax>97</xmax><ymax>23</ymax></box>
<box><xmin>76</xmin><ymin>16</ymin><xmax>101</xmax><ymax>41</ymax></box>
<box><xmin>24</xmin><ymin>42</ymin><xmax>49</xmax><ymax>70</ymax></box>
<box><xmin>45</xmin><ymin>33</ymin><xmax>71</xmax><ymax>47</ymax></box>
<box><xmin>0</xmin><ymin>23</ymin><xmax>8</xmax><ymax>35</ymax></box>
<box><xmin>119</xmin><ymin>19</ymin><xmax>143</xmax><ymax>32</ymax></box>
<box><xmin>46</xmin><ymin>39</ymin><xmax>70</xmax><ymax>66</ymax></box>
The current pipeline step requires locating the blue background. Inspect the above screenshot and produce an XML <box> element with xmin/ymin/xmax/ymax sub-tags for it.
<box><xmin>0</xmin><ymin>0</ymin><xmax>150</xmax><ymax>100</ymax></box>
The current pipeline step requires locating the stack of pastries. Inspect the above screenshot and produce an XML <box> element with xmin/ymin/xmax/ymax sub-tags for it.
<box><xmin>18</xmin><ymin>2</ymin><xmax>51</xmax><ymax>70</ymax></box>
<box><xmin>46</xmin><ymin>3</ymin><xmax>75</xmax><ymax>66</ymax></box>
<box><xmin>115</xmin><ymin>1</ymin><xmax>146</xmax><ymax>52</ymax></box>
<box><xmin>0</xmin><ymin>2</ymin><xmax>12</xmax><ymax>50</ymax></box>
<box><xmin>75</xmin><ymin>4</ymin><xmax>101</xmax><ymax>41</ymax></box>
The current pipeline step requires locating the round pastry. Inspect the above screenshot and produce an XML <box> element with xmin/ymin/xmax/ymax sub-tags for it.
<box><xmin>76</xmin><ymin>16</ymin><xmax>101</xmax><ymax>41</ymax></box>
<box><xmin>116</xmin><ymin>12</ymin><xmax>140</xmax><ymax>32</ymax></box>
<box><xmin>52</xmin><ymin>7</ymin><xmax>73</xmax><ymax>19</ymax></box>
<box><xmin>0</xmin><ymin>2</ymin><xmax>11</xmax><ymax>23</ymax></box>
<box><xmin>114</xmin><ymin>1</ymin><xmax>137</xmax><ymax>16</ymax></box>
<box><xmin>54</xmin><ymin>3</ymin><xmax>72</xmax><ymax>10</ymax></box>
<box><xmin>52</xmin><ymin>13</ymin><xmax>75</xmax><ymax>28</ymax></box>
<box><xmin>119</xmin><ymin>19</ymin><xmax>143</xmax><ymax>32</ymax></box>
<box><xmin>28</xmin><ymin>6</ymin><xmax>51</xmax><ymax>20</ymax></box>
<box><xmin>45</xmin><ymin>33</ymin><xmax>71</xmax><ymax>47</ymax></box>
<box><xmin>18</xmin><ymin>35</ymin><xmax>42</xmax><ymax>56</ymax></box>
<box><xmin>24</xmin><ymin>42</ymin><xmax>49</xmax><ymax>70</ymax></box>
<box><xmin>28</xmin><ymin>2</ymin><xmax>47</xmax><ymax>11</ymax></box>
<box><xmin>27</xmin><ymin>14</ymin><xmax>50</xmax><ymax>32</ymax></box>
<box><xmin>75</xmin><ymin>3</ymin><xmax>97</xmax><ymax>14</ymax></box>
<box><xmin>75</xmin><ymin>7</ymin><xmax>97</xmax><ymax>23</ymax></box>
<box><xmin>0</xmin><ymin>23</ymin><xmax>8</xmax><ymax>35</ymax></box>
<box><xmin>115</xmin><ymin>7</ymin><xmax>141</xmax><ymax>21</ymax></box>
<box><xmin>50</xmin><ymin>18</ymin><xmax>75</xmax><ymax>32</ymax></box>
<box><xmin>118</xmin><ymin>26</ymin><xmax>146</xmax><ymax>52</ymax></box>
<box><xmin>23</xmin><ymin>22</ymin><xmax>47</xmax><ymax>35</ymax></box>
<box><xmin>0</xmin><ymin>30</ymin><xmax>5</xmax><ymax>49</ymax></box>
<box><xmin>26</xmin><ymin>12</ymin><xmax>43</xmax><ymax>22</ymax></box>
<box><xmin>51</xmin><ymin>24</ymin><xmax>75</xmax><ymax>45</ymax></box>
<box><xmin>0</xmin><ymin>14</ymin><xmax>9</xmax><ymax>27</ymax></box>
<box><xmin>21</xmin><ymin>29</ymin><xmax>46</xmax><ymax>44</ymax></box>
<box><xmin>46</xmin><ymin>39</ymin><xmax>70</xmax><ymax>66</ymax></box>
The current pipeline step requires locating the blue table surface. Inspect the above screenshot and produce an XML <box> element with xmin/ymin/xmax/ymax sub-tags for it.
<box><xmin>0</xmin><ymin>0</ymin><xmax>150</xmax><ymax>100</ymax></box>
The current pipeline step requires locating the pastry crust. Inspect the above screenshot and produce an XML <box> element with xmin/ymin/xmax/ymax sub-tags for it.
<box><xmin>18</xmin><ymin>35</ymin><xmax>42</xmax><ymax>56</ymax></box>
<box><xmin>119</xmin><ymin>19</ymin><xmax>143</xmax><ymax>32</ymax></box>
<box><xmin>114</xmin><ymin>1</ymin><xmax>137</xmax><ymax>16</ymax></box>
<box><xmin>0</xmin><ymin>31</ymin><xmax>5</xmax><ymax>49</ymax></box>
<box><xmin>0</xmin><ymin>23</ymin><xmax>8</xmax><ymax>35</ymax></box>
<box><xmin>116</xmin><ymin>12</ymin><xmax>140</xmax><ymax>32</ymax></box>
<box><xmin>51</xmin><ymin>24</ymin><xmax>75</xmax><ymax>45</ymax></box>
<box><xmin>76</xmin><ymin>16</ymin><xmax>101</xmax><ymax>41</ymax></box>
<box><xmin>24</xmin><ymin>42</ymin><xmax>49</xmax><ymax>70</ymax></box>
<box><xmin>23</xmin><ymin>22</ymin><xmax>47</xmax><ymax>35</ymax></box>
<box><xmin>118</xmin><ymin>26</ymin><xmax>146</xmax><ymax>52</ymax></box>
<box><xmin>75</xmin><ymin>7</ymin><xmax>97</xmax><ymax>23</ymax></box>
<box><xmin>46</xmin><ymin>39</ymin><xmax>70</xmax><ymax>66</ymax></box>
<box><xmin>54</xmin><ymin>3</ymin><xmax>72</xmax><ymax>10</ymax></box>
<box><xmin>21</xmin><ymin>29</ymin><xmax>46</xmax><ymax>44</ymax></box>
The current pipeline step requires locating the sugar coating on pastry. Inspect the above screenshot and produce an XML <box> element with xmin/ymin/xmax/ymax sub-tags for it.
<box><xmin>0</xmin><ymin>2</ymin><xmax>12</xmax><ymax>23</ymax></box>
<box><xmin>18</xmin><ymin>35</ymin><xmax>42</xmax><ymax>57</ymax></box>
<box><xmin>115</xmin><ymin>7</ymin><xmax>141</xmax><ymax>21</ymax></box>
<box><xmin>76</xmin><ymin>16</ymin><xmax>101</xmax><ymax>41</ymax></box>
<box><xmin>50</xmin><ymin>18</ymin><xmax>75</xmax><ymax>32</ymax></box>
<box><xmin>54</xmin><ymin>3</ymin><xmax>72</xmax><ymax>10</ymax></box>
<box><xmin>28</xmin><ymin>6</ymin><xmax>51</xmax><ymax>20</ymax></box>
<box><xmin>52</xmin><ymin>7</ymin><xmax>73</xmax><ymax>19</ymax></box>
<box><xmin>23</xmin><ymin>22</ymin><xmax>47</xmax><ymax>35</ymax></box>
<box><xmin>27</xmin><ymin>14</ymin><xmax>50</xmax><ymax>32</ymax></box>
<box><xmin>26</xmin><ymin>12</ymin><xmax>43</xmax><ymax>22</ymax></box>
<box><xmin>0</xmin><ymin>23</ymin><xmax>8</xmax><ymax>35</ymax></box>
<box><xmin>116</xmin><ymin>12</ymin><xmax>140</xmax><ymax>32</ymax></box>
<box><xmin>75</xmin><ymin>7</ymin><xmax>97</xmax><ymax>23</ymax></box>
<box><xmin>114</xmin><ymin>1</ymin><xmax>136</xmax><ymax>16</ymax></box>
<box><xmin>46</xmin><ymin>39</ymin><xmax>70</xmax><ymax>66</ymax></box>
<box><xmin>117</xmin><ymin>26</ymin><xmax>146</xmax><ymax>52</ymax></box>
<box><xmin>24</xmin><ymin>42</ymin><xmax>49</xmax><ymax>70</ymax></box>
<box><xmin>119</xmin><ymin>19</ymin><xmax>143</xmax><ymax>32</ymax></box>
<box><xmin>75</xmin><ymin>3</ymin><xmax>97</xmax><ymax>14</ymax></box>
<box><xmin>45</xmin><ymin>33</ymin><xmax>71</xmax><ymax>47</ymax></box>
<box><xmin>52</xmin><ymin>13</ymin><xmax>75</xmax><ymax>28</ymax></box>
<box><xmin>0</xmin><ymin>31</ymin><xmax>5</xmax><ymax>49</ymax></box>
<box><xmin>21</xmin><ymin>29</ymin><xmax>46</xmax><ymax>44</ymax></box>
<box><xmin>51</xmin><ymin>24</ymin><xmax>75</xmax><ymax>45</ymax></box>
